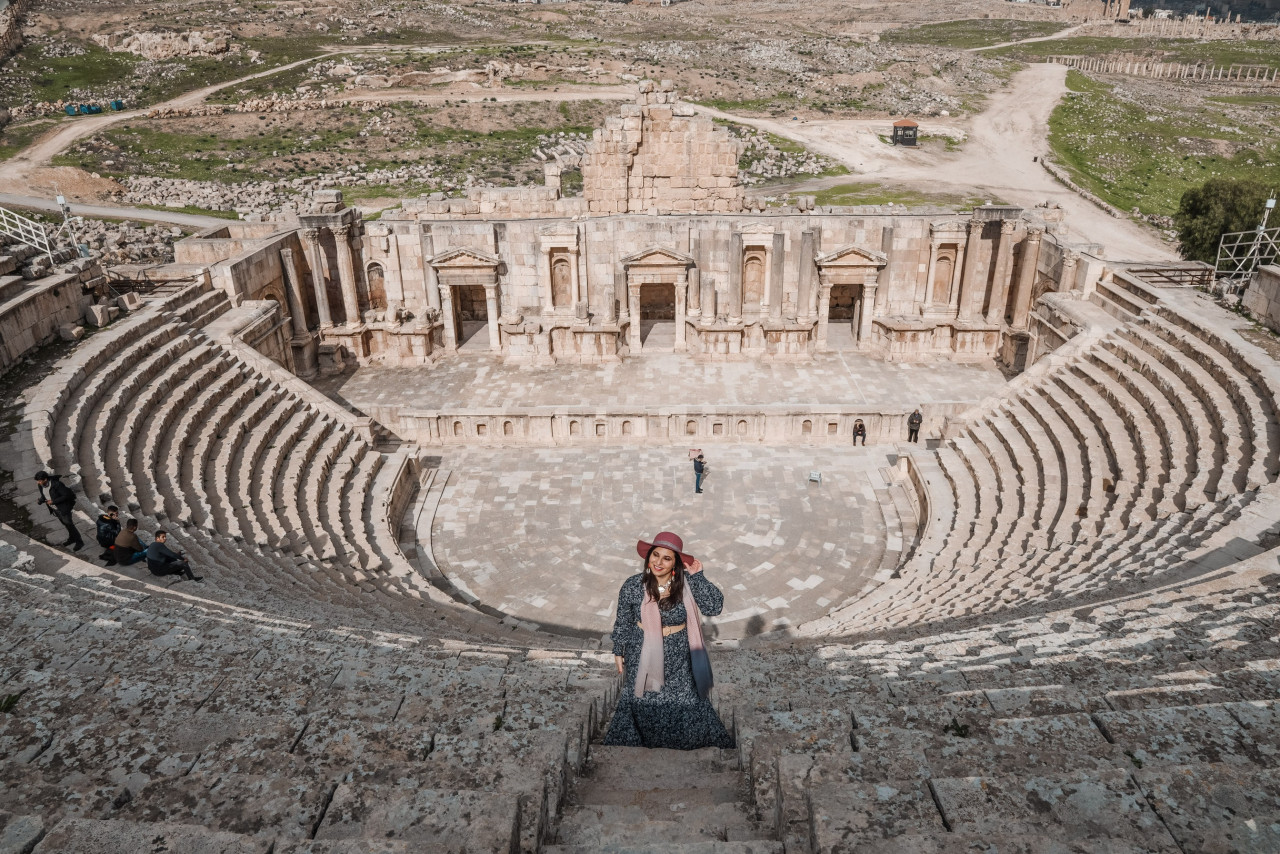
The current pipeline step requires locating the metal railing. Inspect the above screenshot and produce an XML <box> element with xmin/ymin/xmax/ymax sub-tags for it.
<box><xmin>0</xmin><ymin>205</ymin><xmax>54</xmax><ymax>264</ymax></box>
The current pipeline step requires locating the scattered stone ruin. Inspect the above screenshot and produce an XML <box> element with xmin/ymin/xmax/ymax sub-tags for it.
<box><xmin>1</xmin><ymin>80</ymin><xmax>1279</xmax><ymax>854</ymax></box>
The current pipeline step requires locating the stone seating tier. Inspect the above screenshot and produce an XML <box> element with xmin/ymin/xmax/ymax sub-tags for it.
<box><xmin>0</xmin><ymin>535</ymin><xmax>616</xmax><ymax>854</ymax></box>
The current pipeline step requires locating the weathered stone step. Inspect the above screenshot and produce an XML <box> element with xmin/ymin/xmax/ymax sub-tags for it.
<box><xmin>555</xmin><ymin>803</ymin><xmax>764</xmax><ymax>846</ymax></box>
<box><xmin>545</xmin><ymin>843</ymin><xmax>782</xmax><ymax>854</ymax></box>
<box><xmin>32</xmin><ymin>817</ymin><xmax>267</xmax><ymax>853</ymax></box>
<box><xmin>575</xmin><ymin>777</ymin><xmax>741</xmax><ymax>807</ymax></box>
<box><xmin>583</xmin><ymin>746</ymin><xmax>738</xmax><ymax>787</ymax></box>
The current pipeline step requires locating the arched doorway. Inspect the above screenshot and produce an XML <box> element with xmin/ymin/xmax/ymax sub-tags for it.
<box><xmin>364</xmin><ymin>263</ymin><xmax>387</xmax><ymax>312</ymax></box>
<box><xmin>551</xmin><ymin>255</ymin><xmax>573</xmax><ymax>310</ymax></box>
<box><xmin>639</xmin><ymin>283</ymin><xmax>676</xmax><ymax>350</ymax></box>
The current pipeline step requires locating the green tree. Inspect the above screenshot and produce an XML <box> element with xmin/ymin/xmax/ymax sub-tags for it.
<box><xmin>1174</xmin><ymin>178</ymin><xmax>1274</xmax><ymax>264</ymax></box>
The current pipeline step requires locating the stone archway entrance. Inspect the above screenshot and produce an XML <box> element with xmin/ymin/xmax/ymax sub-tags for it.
<box><xmin>639</xmin><ymin>283</ymin><xmax>676</xmax><ymax>350</ymax></box>
<box><xmin>620</xmin><ymin>246</ymin><xmax>695</xmax><ymax>355</ymax></box>
<box><xmin>454</xmin><ymin>284</ymin><xmax>490</xmax><ymax>350</ymax></box>
<box><xmin>429</xmin><ymin>247</ymin><xmax>503</xmax><ymax>354</ymax></box>
<box><xmin>827</xmin><ymin>283</ymin><xmax>860</xmax><ymax>350</ymax></box>
<box><xmin>815</xmin><ymin>245</ymin><xmax>887</xmax><ymax>352</ymax></box>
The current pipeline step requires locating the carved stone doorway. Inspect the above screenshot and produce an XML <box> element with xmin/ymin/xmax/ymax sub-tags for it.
<box><xmin>639</xmin><ymin>283</ymin><xmax>676</xmax><ymax>351</ymax></box>
<box><xmin>827</xmin><ymin>283</ymin><xmax>860</xmax><ymax>350</ymax></box>
<box><xmin>454</xmin><ymin>284</ymin><xmax>490</xmax><ymax>350</ymax></box>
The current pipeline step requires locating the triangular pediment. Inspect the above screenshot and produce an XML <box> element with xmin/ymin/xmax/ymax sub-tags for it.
<box><xmin>621</xmin><ymin>246</ymin><xmax>695</xmax><ymax>267</ymax></box>
<box><xmin>815</xmin><ymin>244</ymin><xmax>887</xmax><ymax>267</ymax></box>
<box><xmin>431</xmin><ymin>247</ymin><xmax>500</xmax><ymax>267</ymax></box>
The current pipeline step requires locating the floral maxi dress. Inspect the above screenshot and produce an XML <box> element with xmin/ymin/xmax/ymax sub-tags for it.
<box><xmin>602</xmin><ymin>572</ymin><xmax>735</xmax><ymax>750</ymax></box>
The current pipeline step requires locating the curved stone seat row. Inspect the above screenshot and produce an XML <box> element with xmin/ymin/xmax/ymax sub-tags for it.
<box><xmin>0</xmin><ymin>534</ymin><xmax>616</xmax><ymax>854</ymax></box>
<box><xmin>13</xmin><ymin>284</ymin><xmax>540</xmax><ymax>640</ymax></box>
<box><xmin>726</xmin><ymin>554</ymin><xmax>1280</xmax><ymax>852</ymax></box>
<box><xmin>814</xmin><ymin>296</ymin><xmax>1280</xmax><ymax>635</ymax></box>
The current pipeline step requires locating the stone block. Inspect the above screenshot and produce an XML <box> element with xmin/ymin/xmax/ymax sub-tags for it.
<box><xmin>85</xmin><ymin>304</ymin><xmax>112</xmax><ymax>327</ymax></box>
<box><xmin>0</xmin><ymin>812</ymin><xmax>43</xmax><ymax>854</ymax></box>
<box><xmin>314</xmin><ymin>786</ymin><xmax>519</xmax><ymax>852</ymax></box>
<box><xmin>117</xmin><ymin>291</ymin><xmax>143</xmax><ymax>311</ymax></box>
<box><xmin>32</xmin><ymin>818</ymin><xmax>267</xmax><ymax>854</ymax></box>
<box><xmin>58</xmin><ymin>324</ymin><xmax>84</xmax><ymax>341</ymax></box>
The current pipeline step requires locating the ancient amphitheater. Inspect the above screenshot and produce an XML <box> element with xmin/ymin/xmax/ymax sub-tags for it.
<box><xmin>2</xmin><ymin>82</ymin><xmax>1279</xmax><ymax>854</ymax></box>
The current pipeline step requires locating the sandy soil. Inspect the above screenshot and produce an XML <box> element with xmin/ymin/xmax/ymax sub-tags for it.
<box><xmin>698</xmin><ymin>64</ymin><xmax>1177</xmax><ymax>262</ymax></box>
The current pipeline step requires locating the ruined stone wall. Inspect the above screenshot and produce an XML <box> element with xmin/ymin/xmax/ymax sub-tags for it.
<box><xmin>0</xmin><ymin>271</ymin><xmax>94</xmax><ymax>376</ymax></box>
<box><xmin>1244</xmin><ymin>265</ymin><xmax>1280</xmax><ymax>333</ymax></box>
<box><xmin>369</xmin><ymin>211</ymin><xmax>1058</xmax><ymax>334</ymax></box>
<box><xmin>581</xmin><ymin>81</ymin><xmax>744</xmax><ymax>215</ymax></box>
<box><xmin>0</xmin><ymin>0</ymin><xmax>32</xmax><ymax>62</ymax></box>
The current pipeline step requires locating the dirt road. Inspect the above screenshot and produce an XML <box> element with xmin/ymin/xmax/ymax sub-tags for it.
<box><xmin>696</xmin><ymin>64</ymin><xmax>1176</xmax><ymax>262</ymax></box>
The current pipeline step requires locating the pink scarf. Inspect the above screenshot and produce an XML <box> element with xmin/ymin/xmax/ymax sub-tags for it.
<box><xmin>634</xmin><ymin>579</ymin><xmax>708</xmax><ymax>698</ymax></box>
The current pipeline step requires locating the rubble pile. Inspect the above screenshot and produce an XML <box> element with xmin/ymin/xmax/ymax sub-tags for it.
<box><xmin>730</xmin><ymin>125</ymin><xmax>840</xmax><ymax>184</ymax></box>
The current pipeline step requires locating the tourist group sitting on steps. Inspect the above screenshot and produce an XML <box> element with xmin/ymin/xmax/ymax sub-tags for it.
<box><xmin>35</xmin><ymin>471</ymin><xmax>204</xmax><ymax>583</ymax></box>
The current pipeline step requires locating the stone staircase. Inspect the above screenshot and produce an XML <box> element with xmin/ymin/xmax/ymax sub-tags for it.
<box><xmin>722</xmin><ymin>552</ymin><xmax>1280</xmax><ymax>852</ymax></box>
<box><xmin>0</xmin><ymin>529</ymin><xmax>617</xmax><ymax>854</ymax></box>
<box><xmin>549</xmin><ymin>746</ymin><xmax>781</xmax><ymax>853</ymax></box>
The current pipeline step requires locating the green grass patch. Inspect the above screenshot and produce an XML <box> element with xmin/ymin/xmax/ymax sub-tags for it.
<box><xmin>812</xmin><ymin>181</ymin><xmax>986</xmax><ymax>208</ymax></box>
<box><xmin>134</xmin><ymin>204</ymin><xmax>240</xmax><ymax>220</ymax></box>
<box><xmin>992</xmin><ymin>34</ymin><xmax>1280</xmax><ymax>68</ymax></box>
<box><xmin>0</xmin><ymin>119</ymin><xmax>61</xmax><ymax>161</ymax></box>
<box><xmin>1208</xmin><ymin>93</ymin><xmax>1280</xmax><ymax>108</ymax></box>
<box><xmin>1047</xmin><ymin>69</ymin><xmax>1280</xmax><ymax>216</ymax></box>
<box><xmin>882</xmin><ymin>19</ymin><xmax>1069</xmax><ymax>50</ymax></box>
<box><xmin>693</xmin><ymin>95</ymin><xmax>800</xmax><ymax>115</ymax></box>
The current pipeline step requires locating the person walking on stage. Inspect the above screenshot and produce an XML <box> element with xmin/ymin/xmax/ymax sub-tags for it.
<box><xmin>603</xmin><ymin>531</ymin><xmax>733</xmax><ymax>750</ymax></box>
<box><xmin>34</xmin><ymin>471</ymin><xmax>83</xmax><ymax>551</ymax></box>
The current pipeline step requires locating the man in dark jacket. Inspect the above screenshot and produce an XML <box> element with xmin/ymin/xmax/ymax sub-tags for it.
<box><xmin>693</xmin><ymin>454</ymin><xmax>706</xmax><ymax>494</ymax></box>
<box><xmin>96</xmin><ymin>506</ymin><xmax>121</xmax><ymax>565</ymax></box>
<box><xmin>34</xmin><ymin>471</ymin><xmax>83</xmax><ymax>551</ymax></box>
<box><xmin>145</xmin><ymin>530</ymin><xmax>202</xmax><ymax>582</ymax></box>
<box><xmin>907</xmin><ymin>409</ymin><xmax>923</xmax><ymax>444</ymax></box>
<box><xmin>852</xmin><ymin>419</ymin><xmax>867</xmax><ymax>447</ymax></box>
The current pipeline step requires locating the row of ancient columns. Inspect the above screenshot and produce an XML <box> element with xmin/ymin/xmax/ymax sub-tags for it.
<box><xmin>298</xmin><ymin>226</ymin><xmax>361</xmax><ymax>328</ymax></box>
<box><xmin>919</xmin><ymin>220</ymin><xmax>1035</xmax><ymax>326</ymax></box>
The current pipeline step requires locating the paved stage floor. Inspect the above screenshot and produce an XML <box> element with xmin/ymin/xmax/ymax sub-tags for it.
<box><xmin>427</xmin><ymin>446</ymin><xmax>905</xmax><ymax>639</ymax></box>
<box><xmin>324</xmin><ymin>351</ymin><xmax>1007</xmax><ymax>413</ymax></box>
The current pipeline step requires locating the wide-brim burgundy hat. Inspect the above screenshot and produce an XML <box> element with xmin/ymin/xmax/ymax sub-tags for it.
<box><xmin>636</xmin><ymin>531</ymin><xmax>694</xmax><ymax>563</ymax></box>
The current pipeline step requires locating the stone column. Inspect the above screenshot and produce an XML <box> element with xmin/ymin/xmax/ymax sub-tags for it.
<box><xmin>701</xmin><ymin>271</ymin><xmax>716</xmax><ymax>322</ymax></box>
<box><xmin>798</xmin><ymin>230</ymin><xmax>815</xmax><ymax>322</ymax></box>
<box><xmin>278</xmin><ymin>248</ymin><xmax>310</xmax><ymax>338</ymax></box>
<box><xmin>1010</xmin><ymin>227</ymin><xmax>1043</xmax><ymax>330</ymax></box>
<box><xmin>675</xmin><ymin>272</ymin><xmax>688</xmax><ymax>352</ymax></box>
<box><xmin>768</xmin><ymin>232</ymin><xmax>785</xmax><ymax>320</ymax></box>
<box><xmin>628</xmin><ymin>283</ymin><xmax>642</xmax><ymax>351</ymax></box>
<box><xmin>484</xmin><ymin>284</ymin><xmax>501</xmax><ymax>353</ymax></box>
<box><xmin>921</xmin><ymin>240</ymin><xmax>939</xmax><ymax>308</ymax></box>
<box><xmin>615</xmin><ymin>267</ymin><xmax>628</xmax><ymax>324</ymax></box>
<box><xmin>421</xmin><ymin>229</ymin><xmax>441</xmax><ymax>314</ymax></box>
<box><xmin>815</xmin><ymin>271</ymin><xmax>833</xmax><ymax>350</ymax></box>
<box><xmin>570</xmin><ymin>248</ymin><xmax>582</xmax><ymax>307</ymax></box>
<box><xmin>440</xmin><ymin>283</ymin><xmax>457</xmax><ymax>351</ymax></box>
<box><xmin>986</xmin><ymin>220</ymin><xmax>1018</xmax><ymax>325</ymax></box>
<box><xmin>728</xmin><ymin>232</ymin><xmax>743</xmax><ymax>323</ymax></box>
<box><xmin>687</xmin><ymin>236</ymin><xmax>701</xmax><ymax>318</ymax></box>
<box><xmin>385</xmin><ymin>227</ymin><xmax>403</xmax><ymax>305</ymax></box>
<box><xmin>1060</xmin><ymin>251</ymin><xmax>1080</xmax><ymax>292</ymax></box>
<box><xmin>858</xmin><ymin>274</ymin><xmax>878</xmax><ymax>348</ymax></box>
<box><xmin>957</xmin><ymin>218</ymin><xmax>984</xmax><ymax>322</ymax></box>
<box><xmin>333</xmin><ymin>224</ymin><xmax>361</xmax><ymax>326</ymax></box>
<box><xmin>539</xmin><ymin>246</ymin><xmax>554</xmax><ymax>312</ymax></box>
<box><xmin>301</xmin><ymin>228</ymin><xmax>332</xmax><ymax>328</ymax></box>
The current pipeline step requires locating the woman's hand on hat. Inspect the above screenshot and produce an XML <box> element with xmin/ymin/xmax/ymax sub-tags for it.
<box><xmin>685</xmin><ymin>558</ymin><xmax>702</xmax><ymax>574</ymax></box>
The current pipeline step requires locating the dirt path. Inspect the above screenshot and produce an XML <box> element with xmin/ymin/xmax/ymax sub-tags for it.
<box><xmin>698</xmin><ymin>64</ymin><xmax>1176</xmax><ymax>262</ymax></box>
<box><xmin>970</xmin><ymin>23</ymin><xmax>1088</xmax><ymax>52</ymax></box>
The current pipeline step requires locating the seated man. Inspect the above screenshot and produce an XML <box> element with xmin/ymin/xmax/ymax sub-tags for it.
<box><xmin>113</xmin><ymin>518</ymin><xmax>149</xmax><ymax>566</ymax></box>
<box><xmin>145</xmin><ymin>530</ymin><xmax>202</xmax><ymax>582</ymax></box>
<box><xmin>96</xmin><ymin>506</ymin><xmax>122</xmax><ymax>565</ymax></box>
